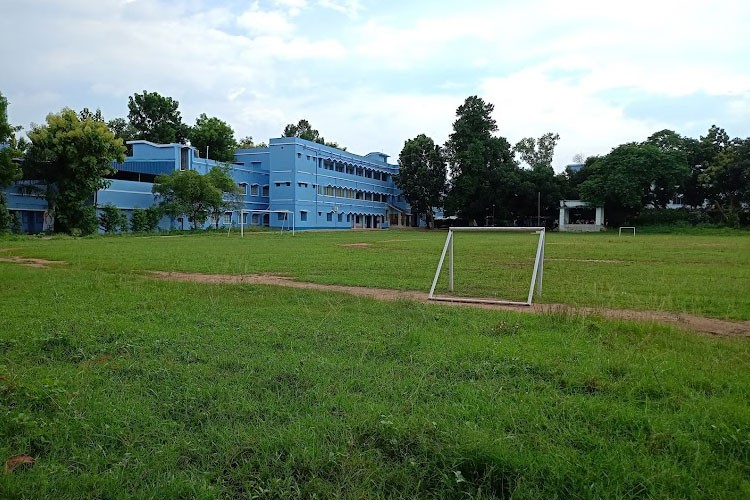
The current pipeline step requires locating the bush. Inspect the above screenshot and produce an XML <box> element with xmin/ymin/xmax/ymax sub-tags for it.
<box><xmin>0</xmin><ymin>194</ymin><xmax>10</xmax><ymax>233</ymax></box>
<box><xmin>98</xmin><ymin>204</ymin><xmax>128</xmax><ymax>234</ymax></box>
<box><xmin>131</xmin><ymin>206</ymin><xmax>162</xmax><ymax>233</ymax></box>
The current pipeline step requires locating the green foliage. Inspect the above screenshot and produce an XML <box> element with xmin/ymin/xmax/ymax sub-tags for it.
<box><xmin>1</xmin><ymin>233</ymin><xmax>750</xmax><ymax>497</ymax></box>
<box><xmin>206</xmin><ymin>165</ymin><xmax>241</xmax><ymax>229</ymax></box>
<box><xmin>127</xmin><ymin>90</ymin><xmax>189</xmax><ymax>144</ymax></box>
<box><xmin>634</xmin><ymin>207</ymin><xmax>713</xmax><ymax>226</ymax></box>
<box><xmin>98</xmin><ymin>203</ymin><xmax>128</xmax><ymax>233</ymax></box>
<box><xmin>699</xmin><ymin>135</ymin><xmax>750</xmax><ymax>226</ymax></box>
<box><xmin>106</xmin><ymin>117</ymin><xmax>136</xmax><ymax>143</ymax></box>
<box><xmin>152</xmin><ymin>167</ymin><xmax>236</xmax><ymax>230</ymax></box>
<box><xmin>0</xmin><ymin>193</ymin><xmax>10</xmax><ymax>233</ymax></box>
<box><xmin>0</xmin><ymin>91</ymin><xmax>22</xmax><ymax>189</ymax></box>
<box><xmin>396</xmin><ymin>134</ymin><xmax>447</xmax><ymax>227</ymax></box>
<box><xmin>189</xmin><ymin>113</ymin><xmax>237</xmax><ymax>162</ymax></box>
<box><xmin>24</xmin><ymin>108</ymin><xmax>126</xmax><ymax>234</ymax></box>
<box><xmin>130</xmin><ymin>206</ymin><xmax>162</xmax><ymax>233</ymax></box>
<box><xmin>282</xmin><ymin>119</ymin><xmax>344</xmax><ymax>150</ymax></box>
<box><xmin>578</xmin><ymin>142</ymin><xmax>689</xmax><ymax>225</ymax></box>
<box><xmin>237</xmin><ymin>135</ymin><xmax>266</xmax><ymax>149</ymax></box>
<box><xmin>514</xmin><ymin>132</ymin><xmax>560</xmax><ymax>170</ymax></box>
<box><xmin>444</xmin><ymin>96</ymin><xmax>518</xmax><ymax>224</ymax></box>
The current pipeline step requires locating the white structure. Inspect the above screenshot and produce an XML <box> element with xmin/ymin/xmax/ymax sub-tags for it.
<box><xmin>558</xmin><ymin>200</ymin><xmax>604</xmax><ymax>232</ymax></box>
<box><xmin>428</xmin><ymin>227</ymin><xmax>545</xmax><ymax>306</ymax></box>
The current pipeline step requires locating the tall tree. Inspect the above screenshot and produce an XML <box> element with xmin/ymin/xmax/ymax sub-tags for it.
<box><xmin>107</xmin><ymin>117</ymin><xmax>136</xmax><ymax>143</ymax></box>
<box><xmin>237</xmin><ymin>136</ymin><xmax>266</xmax><ymax>148</ymax></box>
<box><xmin>0</xmin><ymin>91</ymin><xmax>23</xmax><ymax>232</ymax></box>
<box><xmin>514</xmin><ymin>132</ymin><xmax>560</xmax><ymax>170</ymax></box>
<box><xmin>444</xmin><ymin>96</ymin><xmax>517</xmax><ymax>224</ymax></box>
<box><xmin>395</xmin><ymin>134</ymin><xmax>447</xmax><ymax>228</ymax></box>
<box><xmin>578</xmin><ymin>142</ymin><xmax>689</xmax><ymax>225</ymax></box>
<box><xmin>699</xmin><ymin>136</ymin><xmax>750</xmax><ymax>226</ymax></box>
<box><xmin>189</xmin><ymin>114</ymin><xmax>237</xmax><ymax>162</ymax></box>
<box><xmin>0</xmin><ymin>91</ymin><xmax>22</xmax><ymax>188</ymax></box>
<box><xmin>25</xmin><ymin>108</ymin><xmax>126</xmax><ymax>234</ymax></box>
<box><xmin>282</xmin><ymin>119</ymin><xmax>344</xmax><ymax>150</ymax></box>
<box><xmin>127</xmin><ymin>91</ymin><xmax>189</xmax><ymax>144</ymax></box>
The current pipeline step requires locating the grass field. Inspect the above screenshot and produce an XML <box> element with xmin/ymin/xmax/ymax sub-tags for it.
<box><xmin>1</xmin><ymin>229</ymin><xmax>749</xmax><ymax>498</ymax></box>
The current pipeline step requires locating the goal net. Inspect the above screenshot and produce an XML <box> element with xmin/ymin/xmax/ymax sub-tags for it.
<box><xmin>231</xmin><ymin>209</ymin><xmax>295</xmax><ymax>236</ymax></box>
<box><xmin>428</xmin><ymin>227</ymin><xmax>545</xmax><ymax>306</ymax></box>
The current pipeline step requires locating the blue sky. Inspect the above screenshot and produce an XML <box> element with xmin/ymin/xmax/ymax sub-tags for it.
<box><xmin>1</xmin><ymin>0</ymin><xmax>749</xmax><ymax>170</ymax></box>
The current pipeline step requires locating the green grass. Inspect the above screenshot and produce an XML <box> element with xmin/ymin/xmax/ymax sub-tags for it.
<box><xmin>2</xmin><ymin>229</ymin><xmax>749</xmax><ymax>319</ymax></box>
<box><xmin>1</xmin><ymin>230</ymin><xmax>750</xmax><ymax>498</ymax></box>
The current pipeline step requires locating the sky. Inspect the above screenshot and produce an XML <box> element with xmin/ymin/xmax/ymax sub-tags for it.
<box><xmin>1</xmin><ymin>0</ymin><xmax>749</xmax><ymax>171</ymax></box>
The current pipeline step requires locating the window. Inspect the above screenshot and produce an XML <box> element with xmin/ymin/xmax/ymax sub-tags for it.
<box><xmin>250</xmin><ymin>184</ymin><xmax>259</xmax><ymax>196</ymax></box>
<box><xmin>277</xmin><ymin>212</ymin><xmax>289</xmax><ymax>221</ymax></box>
<box><xmin>261</xmin><ymin>185</ymin><xmax>269</xmax><ymax>197</ymax></box>
<box><xmin>298</xmin><ymin>182</ymin><xmax>308</xmax><ymax>188</ymax></box>
<box><xmin>300</xmin><ymin>211</ymin><xmax>308</xmax><ymax>221</ymax></box>
<box><xmin>337</xmin><ymin>213</ymin><xmax>343</xmax><ymax>222</ymax></box>
<box><xmin>327</xmin><ymin>212</ymin><xmax>333</xmax><ymax>222</ymax></box>
<box><xmin>239</xmin><ymin>183</ymin><xmax>248</xmax><ymax>195</ymax></box>
<box><xmin>223</xmin><ymin>211</ymin><xmax>232</xmax><ymax>224</ymax></box>
<box><xmin>242</xmin><ymin>213</ymin><xmax>248</xmax><ymax>224</ymax></box>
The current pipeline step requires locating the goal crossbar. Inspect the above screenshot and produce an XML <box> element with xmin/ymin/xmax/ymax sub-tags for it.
<box><xmin>428</xmin><ymin>227</ymin><xmax>545</xmax><ymax>306</ymax></box>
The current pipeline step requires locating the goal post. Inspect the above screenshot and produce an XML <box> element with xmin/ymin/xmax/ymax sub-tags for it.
<box><xmin>428</xmin><ymin>227</ymin><xmax>545</xmax><ymax>306</ymax></box>
<box><xmin>228</xmin><ymin>209</ymin><xmax>295</xmax><ymax>237</ymax></box>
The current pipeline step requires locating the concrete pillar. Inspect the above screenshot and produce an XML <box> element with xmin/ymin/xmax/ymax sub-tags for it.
<box><xmin>559</xmin><ymin>207</ymin><xmax>567</xmax><ymax>230</ymax></box>
<box><xmin>595</xmin><ymin>207</ymin><xmax>604</xmax><ymax>226</ymax></box>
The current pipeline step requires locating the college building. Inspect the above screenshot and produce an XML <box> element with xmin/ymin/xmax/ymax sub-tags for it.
<box><xmin>5</xmin><ymin>137</ymin><xmax>418</xmax><ymax>232</ymax></box>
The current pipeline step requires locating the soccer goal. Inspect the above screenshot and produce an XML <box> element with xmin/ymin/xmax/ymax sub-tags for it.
<box><xmin>428</xmin><ymin>227</ymin><xmax>545</xmax><ymax>306</ymax></box>
<box><xmin>229</xmin><ymin>209</ymin><xmax>295</xmax><ymax>236</ymax></box>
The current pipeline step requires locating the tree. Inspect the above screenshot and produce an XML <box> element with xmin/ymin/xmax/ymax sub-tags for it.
<box><xmin>127</xmin><ymin>91</ymin><xmax>189</xmax><ymax>144</ymax></box>
<box><xmin>189</xmin><ymin>114</ymin><xmax>237</xmax><ymax>162</ymax></box>
<box><xmin>205</xmin><ymin>165</ymin><xmax>241</xmax><ymax>229</ymax></box>
<box><xmin>237</xmin><ymin>136</ymin><xmax>267</xmax><ymax>148</ymax></box>
<box><xmin>130</xmin><ymin>206</ymin><xmax>162</xmax><ymax>232</ymax></box>
<box><xmin>0</xmin><ymin>91</ymin><xmax>22</xmax><ymax>188</ymax></box>
<box><xmin>25</xmin><ymin>108</ymin><xmax>126</xmax><ymax>234</ymax></box>
<box><xmin>107</xmin><ymin>117</ymin><xmax>136</xmax><ymax>143</ymax></box>
<box><xmin>514</xmin><ymin>132</ymin><xmax>560</xmax><ymax>170</ymax></box>
<box><xmin>98</xmin><ymin>203</ymin><xmax>128</xmax><ymax>233</ymax></box>
<box><xmin>396</xmin><ymin>134</ymin><xmax>447</xmax><ymax>228</ymax></box>
<box><xmin>152</xmin><ymin>167</ymin><xmax>237</xmax><ymax>230</ymax></box>
<box><xmin>578</xmin><ymin>142</ymin><xmax>689</xmax><ymax>225</ymax></box>
<box><xmin>698</xmin><ymin>136</ymin><xmax>750</xmax><ymax>226</ymax></box>
<box><xmin>1</xmin><ymin>91</ymin><xmax>23</xmax><ymax>232</ymax></box>
<box><xmin>443</xmin><ymin>96</ymin><xmax>518</xmax><ymax>224</ymax></box>
<box><xmin>282</xmin><ymin>119</ymin><xmax>344</xmax><ymax>150</ymax></box>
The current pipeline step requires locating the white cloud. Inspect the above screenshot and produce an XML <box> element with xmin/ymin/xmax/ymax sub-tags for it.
<box><xmin>236</xmin><ymin>8</ymin><xmax>296</xmax><ymax>36</ymax></box>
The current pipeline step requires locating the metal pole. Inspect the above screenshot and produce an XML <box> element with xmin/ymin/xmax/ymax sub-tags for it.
<box><xmin>537</xmin><ymin>191</ymin><xmax>541</xmax><ymax>226</ymax></box>
<box><xmin>449</xmin><ymin>230</ymin><xmax>454</xmax><ymax>292</ymax></box>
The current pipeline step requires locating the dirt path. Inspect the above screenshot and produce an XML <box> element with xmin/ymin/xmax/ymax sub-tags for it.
<box><xmin>0</xmin><ymin>257</ymin><xmax>66</xmax><ymax>269</ymax></box>
<box><xmin>148</xmin><ymin>271</ymin><xmax>750</xmax><ymax>337</ymax></box>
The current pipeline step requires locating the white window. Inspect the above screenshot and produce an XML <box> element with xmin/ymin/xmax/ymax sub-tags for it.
<box><xmin>239</xmin><ymin>183</ymin><xmax>248</xmax><ymax>195</ymax></box>
<box><xmin>223</xmin><ymin>211</ymin><xmax>232</xmax><ymax>224</ymax></box>
<box><xmin>250</xmin><ymin>184</ymin><xmax>259</xmax><ymax>196</ymax></box>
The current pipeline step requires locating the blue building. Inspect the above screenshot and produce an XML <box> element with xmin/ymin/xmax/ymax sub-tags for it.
<box><xmin>5</xmin><ymin>137</ymin><xmax>416</xmax><ymax>232</ymax></box>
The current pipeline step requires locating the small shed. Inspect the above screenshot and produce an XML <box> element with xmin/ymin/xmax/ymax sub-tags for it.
<box><xmin>558</xmin><ymin>200</ymin><xmax>604</xmax><ymax>232</ymax></box>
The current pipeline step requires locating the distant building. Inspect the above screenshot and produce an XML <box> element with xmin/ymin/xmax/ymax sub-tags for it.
<box><xmin>4</xmin><ymin>137</ymin><xmax>417</xmax><ymax>232</ymax></box>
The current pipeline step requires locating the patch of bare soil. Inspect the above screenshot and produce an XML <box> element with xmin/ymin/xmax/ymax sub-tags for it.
<box><xmin>147</xmin><ymin>271</ymin><xmax>750</xmax><ymax>337</ymax></box>
<box><xmin>0</xmin><ymin>257</ymin><xmax>66</xmax><ymax>269</ymax></box>
<box><xmin>337</xmin><ymin>243</ymin><xmax>371</xmax><ymax>248</ymax></box>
